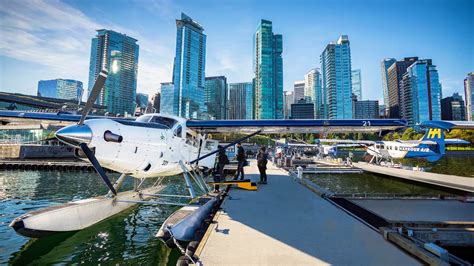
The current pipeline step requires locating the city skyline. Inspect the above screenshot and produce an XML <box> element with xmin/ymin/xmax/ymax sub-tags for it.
<box><xmin>1</xmin><ymin>0</ymin><xmax>472</xmax><ymax>104</ymax></box>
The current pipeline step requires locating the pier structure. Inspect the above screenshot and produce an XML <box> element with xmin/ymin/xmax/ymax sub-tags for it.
<box><xmin>195</xmin><ymin>161</ymin><xmax>419</xmax><ymax>265</ymax></box>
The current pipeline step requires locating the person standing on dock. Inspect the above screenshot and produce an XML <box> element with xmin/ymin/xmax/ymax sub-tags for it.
<box><xmin>257</xmin><ymin>146</ymin><xmax>268</xmax><ymax>184</ymax></box>
<box><xmin>234</xmin><ymin>143</ymin><xmax>246</xmax><ymax>180</ymax></box>
<box><xmin>214</xmin><ymin>146</ymin><xmax>229</xmax><ymax>193</ymax></box>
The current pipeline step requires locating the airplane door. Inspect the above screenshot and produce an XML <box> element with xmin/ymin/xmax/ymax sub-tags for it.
<box><xmin>198</xmin><ymin>140</ymin><xmax>219</xmax><ymax>168</ymax></box>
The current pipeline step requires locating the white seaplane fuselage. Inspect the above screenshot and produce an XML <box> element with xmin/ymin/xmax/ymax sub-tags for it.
<box><xmin>79</xmin><ymin>114</ymin><xmax>218</xmax><ymax>178</ymax></box>
<box><xmin>366</xmin><ymin>141</ymin><xmax>431</xmax><ymax>159</ymax></box>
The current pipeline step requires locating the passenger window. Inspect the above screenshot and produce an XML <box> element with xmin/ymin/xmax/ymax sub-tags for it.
<box><xmin>395</xmin><ymin>146</ymin><xmax>398</xmax><ymax>150</ymax></box>
<box><xmin>174</xmin><ymin>125</ymin><xmax>182</xmax><ymax>137</ymax></box>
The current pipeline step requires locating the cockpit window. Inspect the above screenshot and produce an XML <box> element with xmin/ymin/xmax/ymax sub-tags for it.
<box><xmin>174</xmin><ymin>125</ymin><xmax>182</xmax><ymax>137</ymax></box>
<box><xmin>149</xmin><ymin>116</ymin><xmax>178</xmax><ymax>128</ymax></box>
<box><xmin>135</xmin><ymin>115</ymin><xmax>152</xmax><ymax>123</ymax></box>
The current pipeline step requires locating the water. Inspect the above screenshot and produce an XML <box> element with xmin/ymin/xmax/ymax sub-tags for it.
<box><xmin>0</xmin><ymin>170</ymin><xmax>187</xmax><ymax>265</ymax></box>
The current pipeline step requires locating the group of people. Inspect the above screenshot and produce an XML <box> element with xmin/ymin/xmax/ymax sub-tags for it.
<box><xmin>213</xmin><ymin>143</ymin><xmax>268</xmax><ymax>192</ymax></box>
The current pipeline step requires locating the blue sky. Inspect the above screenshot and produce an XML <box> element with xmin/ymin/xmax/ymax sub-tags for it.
<box><xmin>0</xmin><ymin>0</ymin><xmax>473</xmax><ymax>103</ymax></box>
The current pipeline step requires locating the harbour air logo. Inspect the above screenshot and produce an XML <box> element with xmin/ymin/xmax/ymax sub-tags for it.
<box><xmin>399</xmin><ymin>146</ymin><xmax>431</xmax><ymax>152</ymax></box>
<box><xmin>427</xmin><ymin>128</ymin><xmax>441</xmax><ymax>139</ymax></box>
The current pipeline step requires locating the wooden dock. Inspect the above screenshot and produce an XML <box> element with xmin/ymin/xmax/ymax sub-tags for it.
<box><xmin>0</xmin><ymin>159</ymin><xmax>94</xmax><ymax>171</ymax></box>
<box><xmin>195</xmin><ymin>160</ymin><xmax>418</xmax><ymax>265</ymax></box>
<box><xmin>353</xmin><ymin>162</ymin><xmax>474</xmax><ymax>193</ymax></box>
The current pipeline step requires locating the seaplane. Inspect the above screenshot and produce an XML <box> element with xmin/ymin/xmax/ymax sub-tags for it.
<box><xmin>0</xmin><ymin>69</ymin><xmax>408</xmax><ymax>246</ymax></box>
<box><xmin>318</xmin><ymin>120</ymin><xmax>473</xmax><ymax>164</ymax></box>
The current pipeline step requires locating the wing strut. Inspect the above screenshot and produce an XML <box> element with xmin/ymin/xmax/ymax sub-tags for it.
<box><xmin>190</xmin><ymin>130</ymin><xmax>262</xmax><ymax>165</ymax></box>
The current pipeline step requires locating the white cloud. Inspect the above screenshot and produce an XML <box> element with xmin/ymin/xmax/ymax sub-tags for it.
<box><xmin>0</xmin><ymin>0</ymin><xmax>173</xmax><ymax>97</ymax></box>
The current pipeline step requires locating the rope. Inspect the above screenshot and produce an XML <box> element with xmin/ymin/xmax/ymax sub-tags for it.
<box><xmin>167</xmin><ymin>226</ymin><xmax>198</xmax><ymax>264</ymax></box>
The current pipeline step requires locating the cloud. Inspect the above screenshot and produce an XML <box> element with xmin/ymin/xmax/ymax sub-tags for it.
<box><xmin>0</xmin><ymin>0</ymin><xmax>173</xmax><ymax>97</ymax></box>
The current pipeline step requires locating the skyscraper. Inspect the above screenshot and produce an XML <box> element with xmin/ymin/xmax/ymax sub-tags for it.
<box><xmin>321</xmin><ymin>35</ymin><xmax>353</xmax><ymax>119</ymax></box>
<box><xmin>160</xmin><ymin>82</ymin><xmax>176</xmax><ymax>115</ymax></box>
<box><xmin>88</xmin><ymin>29</ymin><xmax>139</xmax><ymax>116</ymax></box>
<box><xmin>352</xmin><ymin>99</ymin><xmax>379</xmax><ymax>119</ymax></box>
<box><xmin>351</xmin><ymin>69</ymin><xmax>362</xmax><ymax>100</ymax></box>
<box><xmin>465</xmin><ymin>72</ymin><xmax>474</xmax><ymax>121</ymax></box>
<box><xmin>441</xmin><ymin>93</ymin><xmax>466</xmax><ymax>121</ymax></box>
<box><xmin>386</xmin><ymin>57</ymin><xmax>418</xmax><ymax>118</ymax></box>
<box><xmin>291</xmin><ymin>100</ymin><xmax>315</xmax><ymax>119</ymax></box>
<box><xmin>283</xmin><ymin>91</ymin><xmax>294</xmax><ymax>119</ymax></box>
<box><xmin>228</xmin><ymin>82</ymin><xmax>253</xmax><ymax>120</ymax></box>
<box><xmin>400</xmin><ymin>59</ymin><xmax>442</xmax><ymax>126</ymax></box>
<box><xmin>253</xmin><ymin>19</ymin><xmax>283</xmax><ymax>119</ymax></box>
<box><xmin>304</xmin><ymin>69</ymin><xmax>323</xmax><ymax>118</ymax></box>
<box><xmin>38</xmin><ymin>79</ymin><xmax>83</xmax><ymax>102</ymax></box>
<box><xmin>293</xmin><ymin>81</ymin><xmax>305</xmax><ymax>103</ymax></box>
<box><xmin>168</xmin><ymin>13</ymin><xmax>206</xmax><ymax>119</ymax></box>
<box><xmin>204</xmin><ymin>76</ymin><xmax>227</xmax><ymax>119</ymax></box>
<box><xmin>380</xmin><ymin>58</ymin><xmax>396</xmax><ymax>116</ymax></box>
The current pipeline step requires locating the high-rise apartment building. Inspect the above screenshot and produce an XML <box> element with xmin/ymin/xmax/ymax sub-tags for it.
<box><xmin>386</xmin><ymin>57</ymin><xmax>418</xmax><ymax>118</ymax></box>
<box><xmin>465</xmin><ymin>72</ymin><xmax>474</xmax><ymax>121</ymax></box>
<box><xmin>304</xmin><ymin>69</ymin><xmax>323</xmax><ymax>118</ymax></box>
<box><xmin>166</xmin><ymin>13</ymin><xmax>206</xmax><ymax>119</ymax></box>
<box><xmin>88</xmin><ymin>29</ymin><xmax>139</xmax><ymax>115</ymax></box>
<box><xmin>351</xmin><ymin>69</ymin><xmax>362</xmax><ymax>100</ymax></box>
<box><xmin>228</xmin><ymin>82</ymin><xmax>253</xmax><ymax>120</ymax></box>
<box><xmin>441</xmin><ymin>93</ymin><xmax>466</xmax><ymax>121</ymax></box>
<box><xmin>321</xmin><ymin>35</ymin><xmax>353</xmax><ymax>119</ymax></box>
<box><xmin>38</xmin><ymin>79</ymin><xmax>83</xmax><ymax>102</ymax></box>
<box><xmin>293</xmin><ymin>80</ymin><xmax>305</xmax><ymax>103</ymax></box>
<box><xmin>380</xmin><ymin>58</ymin><xmax>396</xmax><ymax>116</ymax></box>
<box><xmin>400</xmin><ymin>59</ymin><xmax>442</xmax><ymax>126</ymax></box>
<box><xmin>204</xmin><ymin>76</ymin><xmax>227</xmax><ymax>119</ymax></box>
<box><xmin>253</xmin><ymin>19</ymin><xmax>283</xmax><ymax>119</ymax></box>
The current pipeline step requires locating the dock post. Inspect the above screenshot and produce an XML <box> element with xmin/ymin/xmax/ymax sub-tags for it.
<box><xmin>297</xmin><ymin>166</ymin><xmax>303</xmax><ymax>179</ymax></box>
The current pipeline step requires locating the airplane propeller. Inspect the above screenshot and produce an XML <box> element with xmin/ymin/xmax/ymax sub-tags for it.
<box><xmin>55</xmin><ymin>69</ymin><xmax>117</xmax><ymax>195</ymax></box>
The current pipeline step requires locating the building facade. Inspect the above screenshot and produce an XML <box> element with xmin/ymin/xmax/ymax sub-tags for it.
<box><xmin>204</xmin><ymin>76</ymin><xmax>227</xmax><ymax>119</ymax></box>
<box><xmin>321</xmin><ymin>35</ymin><xmax>353</xmax><ymax>119</ymax></box>
<box><xmin>228</xmin><ymin>82</ymin><xmax>253</xmax><ymax>120</ymax></box>
<box><xmin>283</xmin><ymin>91</ymin><xmax>294</xmax><ymax>119</ymax></box>
<box><xmin>386</xmin><ymin>57</ymin><xmax>418</xmax><ymax>118</ymax></box>
<box><xmin>351</xmin><ymin>69</ymin><xmax>362</xmax><ymax>100</ymax></box>
<box><xmin>441</xmin><ymin>93</ymin><xmax>466</xmax><ymax>121</ymax></box>
<box><xmin>88</xmin><ymin>29</ymin><xmax>139</xmax><ymax>116</ymax></box>
<box><xmin>167</xmin><ymin>13</ymin><xmax>206</xmax><ymax>119</ymax></box>
<box><xmin>37</xmin><ymin>79</ymin><xmax>83</xmax><ymax>102</ymax></box>
<box><xmin>293</xmin><ymin>80</ymin><xmax>305</xmax><ymax>103</ymax></box>
<box><xmin>352</xmin><ymin>99</ymin><xmax>379</xmax><ymax>119</ymax></box>
<box><xmin>304</xmin><ymin>69</ymin><xmax>323</xmax><ymax>118</ymax></box>
<box><xmin>160</xmin><ymin>82</ymin><xmax>176</xmax><ymax>115</ymax></box>
<box><xmin>400</xmin><ymin>59</ymin><xmax>442</xmax><ymax>126</ymax></box>
<box><xmin>380</xmin><ymin>58</ymin><xmax>396</xmax><ymax>116</ymax></box>
<box><xmin>253</xmin><ymin>19</ymin><xmax>283</xmax><ymax>119</ymax></box>
<box><xmin>151</xmin><ymin>91</ymin><xmax>160</xmax><ymax>113</ymax></box>
<box><xmin>465</xmin><ymin>72</ymin><xmax>474</xmax><ymax>121</ymax></box>
<box><xmin>291</xmin><ymin>99</ymin><xmax>315</xmax><ymax>119</ymax></box>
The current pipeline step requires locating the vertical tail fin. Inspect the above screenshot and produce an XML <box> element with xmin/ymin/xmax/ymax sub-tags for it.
<box><xmin>422</xmin><ymin>127</ymin><xmax>445</xmax><ymax>162</ymax></box>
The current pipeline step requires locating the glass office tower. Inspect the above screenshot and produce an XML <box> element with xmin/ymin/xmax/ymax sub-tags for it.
<box><xmin>465</xmin><ymin>72</ymin><xmax>474</xmax><ymax>121</ymax></box>
<box><xmin>253</xmin><ymin>19</ymin><xmax>283</xmax><ymax>119</ymax></box>
<box><xmin>380</xmin><ymin>58</ymin><xmax>396</xmax><ymax>116</ymax></box>
<box><xmin>204</xmin><ymin>76</ymin><xmax>227</xmax><ymax>120</ymax></box>
<box><xmin>321</xmin><ymin>35</ymin><xmax>353</xmax><ymax>119</ymax></box>
<box><xmin>38</xmin><ymin>79</ymin><xmax>83</xmax><ymax>102</ymax></box>
<box><xmin>351</xmin><ymin>69</ymin><xmax>362</xmax><ymax>100</ymax></box>
<box><xmin>304</xmin><ymin>69</ymin><xmax>323</xmax><ymax>118</ymax></box>
<box><xmin>88</xmin><ymin>29</ymin><xmax>139</xmax><ymax>116</ymax></box>
<box><xmin>160</xmin><ymin>82</ymin><xmax>177</xmax><ymax>115</ymax></box>
<box><xmin>228</xmin><ymin>82</ymin><xmax>253</xmax><ymax>120</ymax></box>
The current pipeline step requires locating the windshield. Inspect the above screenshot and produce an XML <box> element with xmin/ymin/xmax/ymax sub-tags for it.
<box><xmin>135</xmin><ymin>115</ymin><xmax>152</xmax><ymax>123</ymax></box>
<box><xmin>150</xmin><ymin>116</ymin><xmax>178</xmax><ymax>128</ymax></box>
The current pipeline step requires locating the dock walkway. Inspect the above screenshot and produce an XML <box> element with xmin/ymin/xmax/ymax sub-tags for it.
<box><xmin>353</xmin><ymin>162</ymin><xmax>474</xmax><ymax>193</ymax></box>
<box><xmin>196</xmin><ymin>161</ymin><xmax>418</xmax><ymax>265</ymax></box>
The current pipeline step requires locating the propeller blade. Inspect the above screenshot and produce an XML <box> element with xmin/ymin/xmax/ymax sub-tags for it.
<box><xmin>79</xmin><ymin>69</ymin><xmax>108</xmax><ymax>125</ymax></box>
<box><xmin>79</xmin><ymin>143</ymin><xmax>117</xmax><ymax>195</ymax></box>
<box><xmin>190</xmin><ymin>130</ymin><xmax>261</xmax><ymax>164</ymax></box>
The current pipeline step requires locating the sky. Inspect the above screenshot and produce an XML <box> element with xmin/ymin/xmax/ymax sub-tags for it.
<box><xmin>0</xmin><ymin>0</ymin><xmax>473</xmax><ymax>103</ymax></box>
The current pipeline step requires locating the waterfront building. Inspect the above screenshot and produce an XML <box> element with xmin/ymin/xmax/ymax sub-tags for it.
<box><xmin>253</xmin><ymin>19</ymin><xmax>284</xmax><ymax>119</ymax></box>
<box><xmin>465</xmin><ymin>72</ymin><xmax>474</xmax><ymax>121</ymax></box>
<box><xmin>204</xmin><ymin>76</ymin><xmax>227</xmax><ymax>120</ymax></box>
<box><xmin>352</xmin><ymin>98</ymin><xmax>379</xmax><ymax>119</ymax></box>
<box><xmin>290</xmin><ymin>99</ymin><xmax>315</xmax><ymax>119</ymax></box>
<box><xmin>284</xmin><ymin>91</ymin><xmax>294</xmax><ymax>119</ymax></box>
<box><xmin>88</xmin><ymin>29</ymin><xmax>139</xmax><ymax>116</ymax></box>
<box><xmin>228</xmin><ymin>82</ymin><xmax>253</xmax><ymax>120</ymax></box>
<box><xmin>160</xmin><ymin>82</ymin><xmax>176</xmax><ymax>115</ymax></box>
<box><xmin>380</xmin><ymin>58</ymin><xmax>396</xmax><ymax>116</ymax></box>
<box><xmin>351</xmin><ymin>69</ymin><xmax>362</xmax><ymax>100</ymax></box>
<box><xmin>400</xmin><ymin>59</ymin><xmax>442</xmax><ymax>126</ymax></box>
<box><xmin>321</xmin><ymin>35</ymin><xmax>353</xmax><ymax>119</ymax></box>
<box><xmin>166</xmin><ymin>13</ymin><xmax>206</xmax><ymax>119</ymax></box>
<box><xmin>441</xmin><ymin>93</ymin><xmax>466</xmax><ymax>121</ymax></box>
<box><xmin>304</xmin><ymin>69</ymin><xmax>323</xmax><ymax>118</ymax></box>
<box><xmin>293</xmin><ymin>80</ymin><xmax>305</xmax><ymax>103</ymax></box>
<box><xmin>38</xmin><ymin>79</ymin><xmax>83</xmax><ymax>102</ymax></box>
<box><xmin>386</xmin><ymin>57</ymin><xmax>418</xmax><ymax>118</ymax></box>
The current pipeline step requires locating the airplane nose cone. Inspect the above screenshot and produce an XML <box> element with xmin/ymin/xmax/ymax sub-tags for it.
<box><xmin>55</xmin><ymin>124</ymin><xmax>92</xmax><ymax>147</ymax></box>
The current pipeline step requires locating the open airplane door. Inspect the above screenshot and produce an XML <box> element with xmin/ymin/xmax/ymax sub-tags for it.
<box><xmin>197</xmin><ymin>139</ymin><xmax>218</xmax><ymax>168</ymax></box>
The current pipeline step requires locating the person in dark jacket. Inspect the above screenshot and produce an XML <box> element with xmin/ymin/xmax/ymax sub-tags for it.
<box><xmin>215</xmin><ymin>146</ymin><xmax>229</xmax><ymax>192</ymax></box>
<box><xmin>234</xmin><ymin>143</ymin><xmax>246</xmax><ymax>180</ymax></box>
<box><xmin>256</xmin><ymin>146</ymin><xmax>268</xmax><ymax>184</ymax></box>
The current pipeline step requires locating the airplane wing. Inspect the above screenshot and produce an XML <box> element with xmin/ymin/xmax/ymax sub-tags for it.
<box><xmin>317</xmin><ymin>138</ymin><xmax>376</xmax><ymax>145</ymax></box>
<box><xmin>420</xmin><ymin>120</ymin><xmax>474</xmax><ymax>130</ymax></box>
<box><xmin>0</xmin><ymin>110</ymin><xmax>131</xmax><ymax>123</ymax></box>
<box><xmin>444</xmin><ymin>138</ymin><xmax>471</xmax><ymax>145</ymax></box>
<box><xmin>187</xmin><ymin>119</ymin><xmax>407</xmax><ymax>134</ymax></box>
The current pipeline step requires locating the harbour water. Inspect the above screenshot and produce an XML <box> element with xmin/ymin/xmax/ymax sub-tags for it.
<box><xmin>0</xmin><ymin>154</ymin><xmax>472</xmax><ymax>264</ymax></box>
